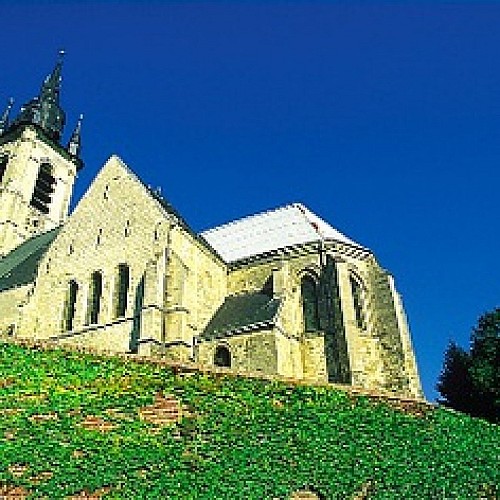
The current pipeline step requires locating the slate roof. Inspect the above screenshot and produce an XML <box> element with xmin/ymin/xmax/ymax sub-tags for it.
<box><xmin>0</xmin><ymin>227</ymin><xmax>60</xmax><ymax>292</ymax></box>
<box><xmin>201</xmin><ymin>203</ymin><xmax>364</xmax><ymax>263</ymax></box>
<box><xmin>202</xmin><ymin>292</ymin><xmax>281</xmax><ymax>340</ymax></box>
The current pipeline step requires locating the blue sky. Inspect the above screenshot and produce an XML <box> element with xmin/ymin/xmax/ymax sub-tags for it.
<box><xmin>2</xmin><ymin>2</ymin><xmax>499</xmax><ymax>401</ymax></box>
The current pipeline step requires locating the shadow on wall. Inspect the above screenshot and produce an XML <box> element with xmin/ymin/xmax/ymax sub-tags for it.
<box><xmin>320</xmin><ymin>255</ymin><xmax>351</xmax><ymax>384</ymax></box>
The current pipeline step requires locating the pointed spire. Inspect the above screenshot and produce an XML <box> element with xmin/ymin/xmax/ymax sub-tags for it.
<box><xmin>37</xmin><ymin>50</ymin><xmax>66</xmax><ymax>140</ymax></box>
<box><xmin>12</xmin><ymin>51</ymin><xmax>66</xmax><ymax>142</ymax></box>
<box><xmin>40</xmin><ymin>50</ymin><xmax>64</xmax><ymax>103</ymax></box>
<box><xmin>67</xmin><ymin>113</ymin><xmax>83</xmax><ymax>157</ymax></box>
<box><xmin>0</xmin><ymin>98</ymin><xmax>14</xmax><ymax>135</ymax></box>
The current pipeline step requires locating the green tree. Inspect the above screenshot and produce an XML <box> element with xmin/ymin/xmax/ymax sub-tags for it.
<box><xmin>437</xmin><ymin>307</ymin><xmax>499</xmax><ymax>424</ymax></box>
<box><xmin>437</xmin><ymin>341</ymin><xmax>474</xmax><ymax>413</ymax></box>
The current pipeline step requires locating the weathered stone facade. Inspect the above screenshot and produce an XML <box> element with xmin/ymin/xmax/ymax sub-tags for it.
<box><xmin>195</xmin><ymin>238</ymin><xmax>422</xmax><ymax>397</ymax></box>
<box><xmin>0</xmin><ymin>59</ymin><xmax>423</xmax><ymax>399</ymax></box>
<box><xmin>15</xmin><ymin>156</ymin><xmax>227</xmax><ymax>362</ymax></box>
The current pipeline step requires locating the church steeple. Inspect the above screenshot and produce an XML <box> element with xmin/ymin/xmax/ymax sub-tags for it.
<box><xmin>67</xmin><ymin>114</ymin><xmax>83</xmax><ymax>157</ymax></box>
<box><xmin>0</xmin><ymin>54</ymin><xmax>82</xmax><ymax>256</ymax></box>
<box><xmin>12</xmin><ymin>51</ymin><xmax>66</xmax><ymax>142</ymax></box>
<box><xmin>0</xmin><ymin>98</ymin><xmax>14</xmax><ymax>136</ymax></box>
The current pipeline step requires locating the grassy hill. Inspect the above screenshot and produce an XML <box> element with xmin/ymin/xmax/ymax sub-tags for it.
<box><xmin>0</xmin><ymin>340</ymin><xmax>498</xmax><ymax>499</ymax></box>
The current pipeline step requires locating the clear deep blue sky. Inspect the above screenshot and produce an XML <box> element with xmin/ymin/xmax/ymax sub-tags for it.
<box><xmin>2</xmin><ymin>2</ymin><xmax>499</xmax><ymax>401</ymax></box>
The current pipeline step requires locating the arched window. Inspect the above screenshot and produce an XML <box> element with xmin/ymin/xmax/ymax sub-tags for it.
<box><xmin>30</xmin><ymin>162</ymin><xmax>56</xmax><ymax>214</ymax></box>
<box><xmin>301</xmin><ymin>275</ymin><xmax>320</xmax><ymax>332</ymax></box>
<box><xmin>64</xmin><ymin>280</ymin><xmax>78</xmax><ymax>331</ymax></box>
<box><xmin>115</xmin><ymin>264</ymin><xmax>130</xmax><ymax>318</ymax></box>
<box><xmin>0</xmin><ymin>156</ymin><xmax>8</xmax><ymax>185</ymax></box>
<box><xmin>350</xmin><ymin>275</ymin><xmax>365</xmax><ymax>329</ymax></box>
<box><xmin>214</xmin><ymin>345</ymin><xmax>231</xmax><ymax>367</ymax></box>
<box><xmin>87</xmin><ymin>271</ymin><xmax>103</xmax><ymax>325</ymax></box>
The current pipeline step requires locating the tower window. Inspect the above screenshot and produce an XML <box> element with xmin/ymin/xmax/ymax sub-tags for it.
<box><xmin>214</xmin><ymin>345</ymin><xmax>231</xmax><ymax>367</ymax></box>
<box><xmin>87</xmin><ymin>271</ymin><xmax>103</xmax><ymax>325</ymax></box>
<box><xmin>0</xmin><ymin>156</ymin><xmax>7</xmax><ymax>185</ymax></box>
<box><xmin>350</xmin><ymin>275</ymin><xmax>365</xmax><ymax>330</ymax></box>
<box><xmin>30</xmin><ymin>162</ymin><xmax>55</xmax><ymax>214</ymax></box>
<box><xmin>115</xmin><ymin>264</ymin><xmax>130</xmax><ymax>318</ymax></box>
<box><xmin>64</xmin><ymin>280</ymin><xmax>79</xmax><ymax>331</ymax></box>
<box><xmin>301</xmin><ymin>275</ymin><xmax>320</xmax><ymax>332</ymax></box>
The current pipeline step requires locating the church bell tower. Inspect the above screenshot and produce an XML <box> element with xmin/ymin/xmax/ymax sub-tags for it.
<box><xmin>0</xmin><ymin>52</ymin><xmax>83</xmax><ymax>257</ymax></box>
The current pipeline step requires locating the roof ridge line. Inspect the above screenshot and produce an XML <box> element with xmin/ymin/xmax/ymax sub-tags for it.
<box><xmin>201</xmin><ymin>202</ymin><xmax>300</xmax><ymax>235</ymax></box>
<box><xmin>294</xmin><ymin>202</ymin><xmax>325</xmax><ymax>240</ymax></box>
<box><xmin>102</xmin><ymin>156</ymin><xmax>224</xmax><ymax>263</ymax></box>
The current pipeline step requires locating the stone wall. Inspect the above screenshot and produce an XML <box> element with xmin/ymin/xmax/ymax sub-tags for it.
<box><xmin>223</xmin><ymin>241</ymin><xmax>422</xmax><ymax>397</ymax></box>
<box><xmin>55</xmin><ymin>320</ymin><xmax>134</xmax><ymax>353</ymax></box>
<box><xmin>16</xmin><ymin>156</ymin><xmax>227</xmax><ymax>362</ymax></box>
<box><xmin>0</xmin><ymin>284</ymin><xmax>31</xmax><ymax>335</ymax></box>
<box><xmin>197</xmin><ymin>328</ymin><xmax>279</xmax><ymax>374</ymax></box>
<box><xmin>366</xmin><ymin>258</ymin><xmax>410</xmax><ymax>394</ymax></box>
<box><xmin>388</xmin><ymin>275</ymin><xmax>423</xmax><ymax>398</ymax></box>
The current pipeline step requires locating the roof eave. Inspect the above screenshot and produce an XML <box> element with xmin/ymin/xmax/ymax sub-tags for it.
<box><xmin>200</xmin><ymin>319</ymin><xmax>276</xmax><ymax>341</ymax></box>
<box><xmin>226</xmin><ymin>238</ymin><xmax>372</xmax><ymax>269</ymax></box>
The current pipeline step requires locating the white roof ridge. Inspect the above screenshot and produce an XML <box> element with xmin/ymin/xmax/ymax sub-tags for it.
<box><xmin>201</xmin><ymin>202</ymin><xmax>365</xmax><ymax>263</ymax></box>
<box><xmin>202</xmin><ymin>202</ymin><xmax>299</xmax><ymax>235</ymax></box>
<box><xmin>293</xmin><ymin>203</ymin><xmax>325</xmax><ymax>240</ymax></box>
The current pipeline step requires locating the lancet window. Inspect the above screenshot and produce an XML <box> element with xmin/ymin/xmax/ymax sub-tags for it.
<box><xmin>115</xmin><ymin>264</ymin><xmax>130</xmax><ymax>318</ymax></box>
<box><xmin>64</xmin><ymin>280</ymin><xmax>78</xmax><ymax>331</ymax></box>
<box><xmin>350</xmin><ymin>275</ymin><xmax>365</xmax><ymax>330</ymax></box>
<box><xmin>301</xmin><ymin>275</ymin><xmax>320</xmax><ymax>332</ymax></box>
<box><xmin>87</xmin><ymin>271</ymin><xmax>103</xmax><ymax>325</ymax></box>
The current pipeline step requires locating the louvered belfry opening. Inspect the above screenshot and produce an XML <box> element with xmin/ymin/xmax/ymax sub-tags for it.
<box><xmin>0</xmin><ymin>156</ymin><xmax>7</xmax><ymax>185</ymax></box>
<box><xmin>30</xmin><ymin>162</ymin><xmax>56</xmax><ymax>214</ymax></box>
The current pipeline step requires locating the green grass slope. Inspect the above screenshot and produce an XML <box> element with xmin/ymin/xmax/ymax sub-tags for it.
<box><xmin>0</xmin><ymin>341</ymin><xmax>498</xmax><ymax>499</ymax></box>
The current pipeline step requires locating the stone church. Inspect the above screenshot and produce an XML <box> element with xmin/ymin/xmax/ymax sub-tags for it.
<box><xmin>0</xmin><ymin>57</ymin><xmax>423</xmax><ymax>398</ymax></box>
